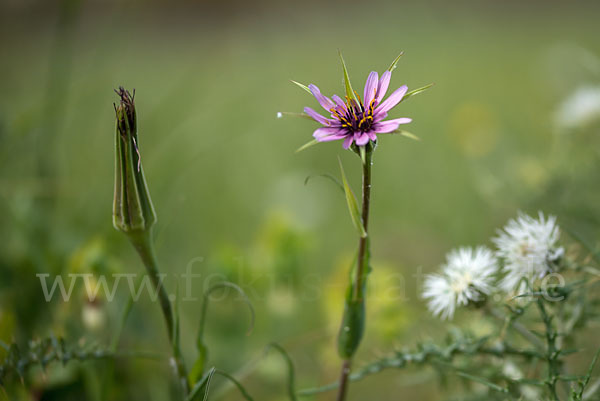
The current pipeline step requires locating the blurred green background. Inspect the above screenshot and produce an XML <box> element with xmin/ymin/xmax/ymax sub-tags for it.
<box><xmin>1</xmin><ymin>0</ymin><xmax>600</xmax><ymax>399</ymax></box>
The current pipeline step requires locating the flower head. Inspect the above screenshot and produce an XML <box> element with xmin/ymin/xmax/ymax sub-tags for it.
<box><xmin>493</xmin><ymin>212</ymin><xmax>563</xmax><ymax>294</ymax></box>
<box><xmin>423</xmin><ymin>247</ymin><xmax>498</xmax><ymax>320</ymax></box>
<box><xmin>304</xmin><ymin>69</ymin><xmax>412</xmax><ymax>149</ymax></box>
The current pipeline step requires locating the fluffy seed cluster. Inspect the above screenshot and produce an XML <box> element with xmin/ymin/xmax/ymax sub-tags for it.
<box><xmin>423</xmin><ymin>247</ymin><xmax>497</xmax><ymax>320</ymax></box>
<box><xmin>423</xmin><ymin>212</ymin><xmax>563</xmax><ymax>319</ymax></box>
<box><xmin>493</xmin><ymin>212</ymin><xmax>563</xmax><ymax>295</ymax></box>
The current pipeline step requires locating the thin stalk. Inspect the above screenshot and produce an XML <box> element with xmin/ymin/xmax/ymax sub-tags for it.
<box><xmin>336</xmin><ymin>147</ymin><xmax>373</xmax><ymax>401</ymax></box>
<box><xmin>537</xmin><ymin>299</ymin><xmax>560</xmax><ymax>401</ymax></box>
<box><xmin>128</xmin><ymin>230</ymin><xmax>190</xmax><ymax>396</ymax></box>
<box><xmin>485</xmin><ymin>306</ymin><xmax>545</xmax><ymax>350</ymax></box>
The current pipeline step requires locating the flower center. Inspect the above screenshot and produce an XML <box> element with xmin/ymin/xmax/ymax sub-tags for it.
<box><xmin>331</xmin><ymin>93</ymin><xmax>377</xmax><ymax>133</ymax></box>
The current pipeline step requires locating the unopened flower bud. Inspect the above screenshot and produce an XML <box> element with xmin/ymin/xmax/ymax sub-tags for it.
<box><xmin>112</xmin><ymin>87</ymin><xmax>157</xmax><ymax>234</ymax></box>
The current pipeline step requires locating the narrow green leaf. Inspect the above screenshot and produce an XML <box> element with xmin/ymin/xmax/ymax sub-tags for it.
<box><xmin>290</xmin><ymin>80</ymin><xmax>312</xmax><ymax>95</ymax></box>
<box><xmin>192</xmin><ymin>282</ymin><xmax>254</xmax><ymax>384</ymax></box>
<box><xmin>338</xmin><ymin>157</ymin><xmax>366</xmax><ymax>238</ymax></box>
<box><xmin>576</xmin><ymin>346</ymin><xmax>600</xmax><ymax>399</ymax></box>
<box><xmin>265</xmin><ymin>343</ymin><xmax>298</xmax><ymax>401</ymax></box>
<box><xmin>215</xmin><ymin>370</ymin><xmax>255</xmax><ymax>401</ymax></box>
<box><xmin>337</xmin><ymin>297</ymin><xmax>365</xmax><ymax>359</ymax></box>
<box><xmin>563</xmin><ymin>226</ymin><xmax>600</xmax><ymax>265</ymax></box>
<box><xmin>387</xmin><ymin>52</ymin><xmax>404</xmax><ymax>72</ymax></box>
<box><xmin>295</xmin><ymin>139</ymin><xmax>319</xmax><ymax>153</ymax></box>
<box><xmin>172</xmin><ymin>282</ymin><xmax>181</xmax><ymax>356</ymax></box>
<box><xmin>109</xmin><ymin>274</ymin><xmax>144</xmax><ymax>353</ymax></box>
<box><xmin>187</xmin><ymin>367</ymin><xmax>216</xmax><ymax>401</ymax></box>
<box><xmin>338</xmin><ymin>51</ymin><xmax>359</xmax><ymax>104</ymax></box>
<box><xmin>457</xmin><ymin>372</ymin><xmax>509</xmax><ymax>393</ymax></box>
<box><xmin>304</xmin><ymin>173</ymin><xmax>344</xmax><ymax>193</ymax></box>
<box><xmin>188</xmin><ymin>344</ymin><xmax>208</xmax><ymax>386</ymax></box>
<box><xmin>400</xmin><ymin>83</ymin><xmax>434</xmax><ymax>102</ymax></box>
<box><xmin>198</xmin><ymin>282</ymin><xmax>255</xmax><ymax>340</ymax></box>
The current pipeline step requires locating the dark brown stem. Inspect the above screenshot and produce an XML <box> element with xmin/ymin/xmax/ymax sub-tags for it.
<box><xmin>336</xmin><ymin>359</ymin><xmax>352</xmax><ymax>401</ymax></box>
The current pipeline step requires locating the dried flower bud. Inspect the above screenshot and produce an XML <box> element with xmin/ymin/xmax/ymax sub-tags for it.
<box><xmin>112</xmin><ymin>87</ymin><xmax>157</xmax><ymax>234</ymax></box>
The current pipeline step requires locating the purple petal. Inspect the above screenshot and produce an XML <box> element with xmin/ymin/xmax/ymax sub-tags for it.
<box><xmin>376</xmin><ymin>85</ymin><xmax>408</xmax><ymax>115</ymax></box>
<box><xmin>363</xmin><ymin>72</ymin><xmax>379</xmax><ymax>107</ymax></box>
<box><xmin>313</xmin><ymin>127</ymin><xmax>344</xmax><ymax>139</ymax></box>
<box><xmin>304</xmin><ymin>107</ymin><xmax>330</xmax><ymax>125</ymax></box>
<box><xmin>367</xmin><ymin>131</ymin><xmax>377</xmax><ymax>141</ymax></box>
<box><xmin>343</xmin><ymin>136</ymin><xmax>354</xmax><ymax>149</ymax></box>
<box><xmin>376</xmin><ymin>71</ymin><xmax>392</xmax><ymax>103</ymax></box>
<box><xmin>373</xmin><ymin>118</ymin><xmax>412</xmax><ymax>133</ymax></box>
<box><xmin>318</xmin><ymin>133</ymin><xmax>347</xmax><ymax>142</ymax></box>
<box><xmin>355</xmin><ymin>132</ymin><xmax>370</xmax><ymax>146</ymax></box>
<box><xmin>332</xmin><ymin>95</ymin><xmax>346</xmax><ymax>108</ymax></box>
<box><xmin>309</xmin><ymin>84</ymin><xmax>335</xmax><ymax>111</ymax></box>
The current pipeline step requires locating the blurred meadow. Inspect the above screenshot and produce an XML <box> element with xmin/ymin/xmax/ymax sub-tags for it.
<box><xmin>1</xmin><ymin>0</ymin><xmax>600</xmax><ymax>399</ymax></box>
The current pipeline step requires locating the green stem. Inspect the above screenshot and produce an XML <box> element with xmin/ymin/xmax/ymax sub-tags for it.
<box><xmin>336</xmin><ymin>147</ymin><xmax>373</xmax><ymax>401</ymax></box>
<box><xmin>537</xmin><ymin>298</ymin><xmax>560</xmax><ymax>401</ymax></box>
<box><xmin>353</xmin><ymin>149</ymin><xmax>372</xmax><ymax>301</ymax></box>
<box><xmin>128</xmin><ymin>229</ymin><xmax>190</xmax><ymax>397</ymax></box>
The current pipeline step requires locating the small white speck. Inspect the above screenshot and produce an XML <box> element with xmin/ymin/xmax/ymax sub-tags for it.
<box><xmin>277</xmin><ymin>112</ymin><xmax>283</xmax><ymax>119</ymax></box>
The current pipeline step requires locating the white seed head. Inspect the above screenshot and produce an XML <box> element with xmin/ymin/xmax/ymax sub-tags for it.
<box><xmin>423</xmin><ymin>246</ymin><xmax>498</xmax><ymax>320</ymax></box>
<box><xmin>493</xmin><ymin>211</ymin><xmax>562</xmax><ymax>295</ymax></box>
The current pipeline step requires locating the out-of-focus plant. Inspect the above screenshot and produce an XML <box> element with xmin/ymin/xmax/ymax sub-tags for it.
<box><xmin>112</xmin><ymin>88</ymin><xmax>257</xmax><ymax>401</ymax></box>
<box><xmin>112</xmin><ymin>87</ymin><xmax>190</xmax><ymax>395</ymax></box>
<box><xmin>300</xmin><ymin>211</ymin><xmax>600</xmax><ymax>401</ymax></box>
<box><xmin>286</xmin><ymin>52</ymin><xmax>432</xmax><ymax>401</ymax></box>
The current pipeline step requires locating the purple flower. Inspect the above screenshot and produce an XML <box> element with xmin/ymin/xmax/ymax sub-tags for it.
<box><xmin>304</xmin><ymin>71</ymin><xmax>412</xmax><ymax>149</ymax></box>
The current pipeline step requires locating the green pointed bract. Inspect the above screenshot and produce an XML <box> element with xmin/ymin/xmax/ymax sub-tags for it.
<box><xmin>387</xmin><ymin>52</ymin><xmax>404</xmax><ymax>72</ymax></box>
<box><xmin>290</xmin><ymin>80</ymin><xmax>312</xmax><ymax>95</ymax></box>
<box><xmin>391</xmin><ymin>129</ymin><xmax>421</xmax><ymax>141</ymax></box>
<box><xmin>113</xmin><ymin>87</ymin><xmax>157</xmax><ymax>234</ymax></box>
<box><xmin>295</xmin><ymin>138</ymin><xmax>319</xmax><ymax>153</ymax></box>
<box><xmin>338</xmin><ymin>51</ymin><xmax>359</xmax><ymax>104</ymax></box>
<box><xmin>401</xmin><ymin>83</ymin><xmax>434</xmax><ymax>102</ymax></box>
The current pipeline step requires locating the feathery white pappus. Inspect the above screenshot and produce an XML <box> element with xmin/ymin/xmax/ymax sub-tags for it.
<box><xmin>493</xmin><ymin>212</ymin><xmax>563</xmax><ymax>295</ymax></box>
<box><xmin>423</xmin><ymin>247</ymin><xmax>498</xmax><ymax>320</ymax></box>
